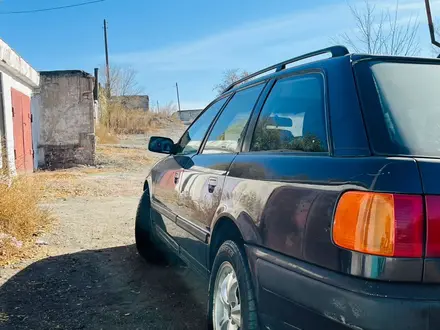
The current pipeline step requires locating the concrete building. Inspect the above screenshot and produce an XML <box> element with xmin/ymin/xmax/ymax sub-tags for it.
<box><xmin>0</xmin><ymin>38</ymin><xmax>40</xmax><ymax>175</ymax></box>
<box><xmin>112</xmin><ymin>95</ymin><xmax>149</xmax><ymax>111</ymax></box>
<box><xmin>33</xmin><ymin>70</ymin><xmax>96</xmax><ymax>169</ymax></box>
<box><xmin>174</xmin><ymin>109</ymin><xmax>203</xmax><ymax>125</ymax></box>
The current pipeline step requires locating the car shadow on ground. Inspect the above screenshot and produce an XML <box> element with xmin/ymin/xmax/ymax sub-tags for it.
<box><xmin>0</xmin><ymin>245</ymin><xmax>208</xmax><ymax>330</ymax></box>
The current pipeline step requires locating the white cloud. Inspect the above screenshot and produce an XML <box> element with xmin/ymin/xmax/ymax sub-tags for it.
<box><xmin>113</xmin><ymin>0</ymin><xmax>440</xmax><ymax>74</ymax></box>
<box><xmin>112</xmin><ymin>0</ymin><xmax>440</xmax><ymax>107</ymax></box>
<box><xmin>112</xmin><ymin>2</ymin><xmax>351</xmax><ymax>72</ymax></box>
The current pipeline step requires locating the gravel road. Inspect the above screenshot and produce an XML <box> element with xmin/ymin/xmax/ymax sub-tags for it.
<box><xmin>0</xmin><ymin>128</ymin><xmax>209</xmax><ymax>329</ymax></box>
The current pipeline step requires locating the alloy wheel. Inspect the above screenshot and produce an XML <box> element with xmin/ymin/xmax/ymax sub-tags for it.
<box><xmin>213</xmin><ymin>261</ymin><xmax>241</xmax><ymax>330</ymax></box>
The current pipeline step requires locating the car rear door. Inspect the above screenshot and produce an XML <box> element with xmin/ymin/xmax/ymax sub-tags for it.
<box><xmin>150</xmin><ymin>97</ymin><xmax>227</xmax><ymax>250</ymax></box>
<box><xmin>175</xmin><ymin>82</ymin><xmax>266</xmax><ymax>271</ymax></box>
<box><xmin>223</xmin><ymin>73</ymin><xmax>332</xmax><ymax>262</ymax></box>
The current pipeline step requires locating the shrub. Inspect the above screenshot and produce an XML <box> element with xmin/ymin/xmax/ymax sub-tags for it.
<box><xmin>0</xmin><ymin>174</ymin><xmax>52</xmax><ymax>263</ymax></box>
<box><xmin>95</xmin><ymin>125</ymin><xmax>119</xmax><ymax>144</ymax></box>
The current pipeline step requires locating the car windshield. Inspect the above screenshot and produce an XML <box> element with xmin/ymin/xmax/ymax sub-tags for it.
<box><xmin>355</xmin><ymin>61</ymin><xmax>440</xmax><ymax>157</ymax></box>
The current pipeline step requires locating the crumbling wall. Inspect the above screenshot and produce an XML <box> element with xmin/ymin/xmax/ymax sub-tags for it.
<box><xmin>111</xmin><ymin>95</ymin><xmax>149</xmax><ymax>111</ymax></box>
<box><xmin>37</xmin><ymin>71</ymin><xmax>95</xmax><ymax>169</ymax></box>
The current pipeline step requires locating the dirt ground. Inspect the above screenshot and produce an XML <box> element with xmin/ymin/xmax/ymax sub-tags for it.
<box><xmin>0</xmin><ymin>127</ymin><xmax>209</xmax><ymax>329</ymax></box>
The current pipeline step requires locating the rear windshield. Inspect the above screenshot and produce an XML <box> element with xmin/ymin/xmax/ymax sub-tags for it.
<box><xmin>355</xmin><ymin>60</ymin><xmax>440</xmax><ymax>157</ymax></box>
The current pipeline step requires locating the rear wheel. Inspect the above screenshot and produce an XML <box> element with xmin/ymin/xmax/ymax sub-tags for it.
<box><xmin>208</xmin><ymin>240</ymin><xmax>259</xmax><ymax>330</ymax></box>
<box><xmin>135</xmin><ymin>191</ymin><xmax>164</xmax><ymax>263</ymax></box>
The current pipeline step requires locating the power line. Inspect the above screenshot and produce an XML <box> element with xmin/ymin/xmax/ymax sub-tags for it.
<box><xmin>0</xmin><ymin>0</ymin><xmax>106</xmax><ymax>15</ymax></box>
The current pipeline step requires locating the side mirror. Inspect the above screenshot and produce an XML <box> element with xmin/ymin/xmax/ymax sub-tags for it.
<box><xmin>148</xmin><ymin>136</ymin><xmax>175</xmax><ymax>154</ymax></box>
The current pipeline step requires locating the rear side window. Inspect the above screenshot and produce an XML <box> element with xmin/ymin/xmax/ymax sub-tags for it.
<box><xmin>175</xmin><ymin>97</ymin><xmax>227</xmax><ymax>155</ymax></box>
<box><xmin>251</xmin><ymin>74</ymin><xmax>327</xmax><ymax>152</ymax></box>
<box><xmin>355</xmin><ymin>61</ymin><xmax>440</xmax><ymax>157</ymax></box>
<box><xmin>203</xmin><ymin>84</ymin><xmax>264</xmax><ymax>154</ymax></box>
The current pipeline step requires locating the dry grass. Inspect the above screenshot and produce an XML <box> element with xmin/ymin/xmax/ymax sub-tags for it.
<box><xmin>96</xmin><ymin>145</ymin><xmax>157</xmax><ymax>168</ymax></box>
<box><xmin>95</xmin><ymin>125</ymin><xmax>119</xmax><ymax>144</ymax></box>
<box><xmin>34</xmin><ymin>171</ymin><xmax>87</xmax><ymax>200</ymax></box>
<box><xmin>33</xmin><ymin>170</ymin><xmax>113</xmax><ymax>200</ymax></box>
<box><xmin>104</xmin><ymin>106</ymin><xmax>181</xmax><ymax>134</ymax></box>
<box><xmin>99</xmin><ymin>91</ymin><xmax>182</xmax><ymax>135</ymax></box>
<box><xmin>0</xmin><ymin>174</ymin><xmax>53</xmax><ymax>265</ymax></box>
<box><xmin>32</xmin><ymin>144</ymin><xmax>155</xmax><ymax>201</ymax></box>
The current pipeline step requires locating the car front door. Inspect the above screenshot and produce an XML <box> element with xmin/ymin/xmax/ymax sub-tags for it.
<box><xmin>176</xmin><ymin>83</ymin><xmax>266</xmax><ymax>271</ymax></box>
<box><xmin>150</xmin><ymin>97</ymin><xmax>228</xmax><ymax>251</ymax></box>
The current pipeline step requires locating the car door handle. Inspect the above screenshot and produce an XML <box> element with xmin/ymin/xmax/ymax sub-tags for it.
<box><xmin>174</xmin><ymin>172</ymin><xmax>180</xmax><ymax>184</ymax></box>
<box><xmin>208</xmin><ymin>177</ymin><xmax>217</xmax><ymax>193</ymax></box>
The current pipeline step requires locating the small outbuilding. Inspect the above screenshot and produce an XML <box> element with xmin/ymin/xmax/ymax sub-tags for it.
<box><xmin>0</xmin><ymin>38</ymin><xmax>40</xmax><ymax>174</ymax></box>
<box><xmin>0</xmin><ymin>38</ymin><xmax>97</xmax><ymax>174</ymax></box>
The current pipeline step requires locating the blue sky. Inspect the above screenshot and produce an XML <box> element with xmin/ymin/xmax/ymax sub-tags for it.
<box><xmin>0</xmin><ymin>0</ymin><xmax>439</xmax><ymax>110</ymax></box>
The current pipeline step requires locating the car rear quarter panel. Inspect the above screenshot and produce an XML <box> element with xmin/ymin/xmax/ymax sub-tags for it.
<box><xmin>219</xmin><ymin>154</ymin><xmax>424</xmax><ymax>281</ymax></box>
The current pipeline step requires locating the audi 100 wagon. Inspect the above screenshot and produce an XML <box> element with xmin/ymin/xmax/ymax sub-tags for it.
<box><xmin>135</xmin><ymin>46</ymin><xmax>440</xmax><ymax>330</ymax></box>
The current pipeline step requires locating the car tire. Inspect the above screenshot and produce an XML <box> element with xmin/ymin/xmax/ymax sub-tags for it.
<box><xmin>135</xmin><ymin>190</ymin><xmax>164</xmax><ymax>263</ymax></box>
<box><xmin>208</xmin><ymin>240</ymin><xmax>259</xmax><ymax>330</ymax></box>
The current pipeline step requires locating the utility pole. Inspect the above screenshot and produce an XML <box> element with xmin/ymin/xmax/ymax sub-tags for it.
<box><xmin>93</xmin><ymin>68</ymin><xmax>99</xmax><ymax>102</ymax></box>
<box><xmin>425</xmin><ymin>0</ymin><xmax>440</xmax><ymax>55</ymax></box>
<box><xmin>175</xmin><ymin>82</ymin><xmax>181</xmax><ymax>111</ymax></box>
<box><xmin>103</xmin><ymin>19</ymin><xmax>111</xmax><ymax>97</ymax></box>
<box><xmin>93</xmin><ymin>68</ymin><xmax>99</xmax><ymax>123</ymax></box>
<box><xmin>157</xmin><ymin>100</ymin><xmax>160</xmax><ymax>113</ymax></box>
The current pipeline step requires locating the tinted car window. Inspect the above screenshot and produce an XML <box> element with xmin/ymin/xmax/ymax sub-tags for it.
<box><xmin>176</xmin><ymin>97</ymin><xmax>227</xmax><ymax>155</ymax></box>
<box><xmin>355</xmin><ymin>61</ymin><xmax>440</xmax><ymax>157</ymax></box>
<box><xmin>203</xmin><ymin>84</ymin><xmax>264</xmax><ymax>154</ymax></box>
<box><xmin>251</xmin><ymin>74</ymin><xmax>327</xmax><ymax>152</ymax></box>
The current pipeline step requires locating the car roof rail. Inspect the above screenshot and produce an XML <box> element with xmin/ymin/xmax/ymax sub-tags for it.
<box><xmin>222</xmin><ymin>45</ymin><xmax>349</xmax><ymax>93</ymax></box>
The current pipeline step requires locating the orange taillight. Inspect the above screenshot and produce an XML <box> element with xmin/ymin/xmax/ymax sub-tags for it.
<box><xmin>333</xmin><ymin>191</ymin><xmax>423</xmax><ymax>257</ymax></box>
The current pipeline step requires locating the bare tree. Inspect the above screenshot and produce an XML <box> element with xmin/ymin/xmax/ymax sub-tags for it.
<box><xmin>339</xmin><ymin>0</ymin><xmax>420</xmax><ymax>56</ymax></box>
<box><xmin>214</xmin><ymin>69</ymin><xmax>249</xmax><ymax>95</ymax></box>
<box><xmin>158</xmin><ymin>101</ymin><xmax>177</xmax><ymax>115</ymax></box>
<box><xmin>100</xmin><ymin>65</ymin><xmax>144</xmax><ymax>97</ymax></box>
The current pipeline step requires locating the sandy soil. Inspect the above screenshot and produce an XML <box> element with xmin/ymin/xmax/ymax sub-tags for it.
<box><xmin>0</xmin><ymin>127</ymin><xmax>210</xmax><ymax>329</ymax></box>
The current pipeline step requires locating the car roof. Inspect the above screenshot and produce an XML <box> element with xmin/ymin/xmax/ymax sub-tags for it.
<box><xmin>350</xmin><ymin>53</ymin><xmax>440</xmax><ymax>64</ymax></box>
<box><xmin>221</xmin><ymin>45</ymin><xmax>350</xmax><ymax>95</ymax></box>
<box><xmin>221</xmin><ymin>48</ymin><xmax>440</xmax><ymax>96</ymax></box>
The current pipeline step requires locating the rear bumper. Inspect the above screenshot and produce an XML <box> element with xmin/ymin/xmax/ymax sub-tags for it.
<box><xmin>246</xmin><ymin>245</ymin><xmax>440</xmax><ymax>330</ymax></box>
